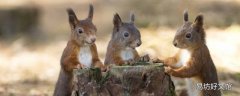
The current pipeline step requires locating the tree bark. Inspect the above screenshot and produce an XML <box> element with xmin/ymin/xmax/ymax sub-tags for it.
<box><xmin>71</xmin><ymin>63</ymin><xmax>176</xmax><ymax>96</ymax></box>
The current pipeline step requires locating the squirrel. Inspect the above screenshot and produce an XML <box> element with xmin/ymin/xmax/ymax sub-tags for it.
<box><xmin>163</xmin><ymin>10</ymin><xmax>221</xmax><ymax>96</ymax></box>
<box><xmin>104</xmin><ymin>13</ymin><xmax>150</xmax><ymax>66</ymax></box>
<box><xmin>53</xmin><ymin>4</ymin><xmax>105</xmax><ymax>96</ymax></box>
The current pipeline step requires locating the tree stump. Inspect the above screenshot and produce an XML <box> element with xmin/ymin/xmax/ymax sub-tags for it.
<box><xmin>71</xmin><ymin>63</ymin><xmax>176</xmax><ymax>96</ymax></box>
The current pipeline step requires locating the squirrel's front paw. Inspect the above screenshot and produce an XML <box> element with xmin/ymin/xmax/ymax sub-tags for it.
<box><xmin>163</xmin><ymin>60</ymin><xmax>171</xmax><ymax>67</ymax></box>
<box><xmin>150</xmin><ymin>58</ymin><xmax>164</xmax><ymax>63</ymax></box>
<box><xmin>138</xmin><ymin>54</ymin><xmax>150</xmax><ymax>62</ymax></box>
<box><xmin>100</xmin><ymin>65</ymin><xmax>109</xmax><ymax>72</ymax></box>
<box><xmin>164</xmin><ymin>66</ymin><xmax>173</xmax><ymax>74</ymax></box>
<box><xmin>76</xmin><ymin>64</ymin><xmax>87</xmax><ymax>69</ymax></box>
<box><xmin>124</xmin><ymin>59</ymin><xmax>136</xmax><ymax>65</ymax></box>
<box><xmin>104</xmin><ymin>64</ymin><xmax>114</xmax><ymax>72</ymax></box>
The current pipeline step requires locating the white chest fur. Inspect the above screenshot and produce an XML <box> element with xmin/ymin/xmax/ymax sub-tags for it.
<box><xmin>120</xmin><ymin>48</ymin><xmax>134</xmax><ymax>61</ymax></box>
<box><xmin>175</xmin><ymin>49</ymin><xmax>191</xmax><ymax>68</ymax></box>
<box><xmin>78</xmin><ymin>46</ymin><xmax>92</xmax><ymax>68</ymax></box>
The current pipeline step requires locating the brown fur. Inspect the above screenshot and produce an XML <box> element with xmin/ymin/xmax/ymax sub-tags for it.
<box><xmin>164</xmin><ymin>10</ymin><xmax>221</xmax><ymax>96</ymax></box>
<box><xmin>104</xmin><ymin>13</ymin><xmax>149</xmax><ymax>65</ymax></box>
<box><xmin>53</xmin><ymin>4</ymin><xmax>105</xmax><ymax>96</ymax></box>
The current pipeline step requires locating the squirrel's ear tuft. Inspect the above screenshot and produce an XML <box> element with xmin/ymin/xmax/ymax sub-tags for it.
<box><xmin>88</xmin><ymin>4</ymin><xmax>94</xmax><ymax>20</ymax></box>
<box><xmin>194</xmin><ymin>14</ymin><xmax>203</xmax><ymax>27</ymax></box>
<box><xmin>183</xmin><ymin>10</ymin><xmax>188</xmax><ymax>22</ymax></box>
<box><xmin>67</xmin><ymin>8</ymin><xmax>78</xmax><ymax>28</ymax></box>
<box><xmin>113</xmin><ymin>13</ymin><xmax>122</xmax><ymax>28</ymax></box>
<box><xmin>130</xmin><ymin>12</ymin><xmax>135</xmax><ymax>23</ymax></box>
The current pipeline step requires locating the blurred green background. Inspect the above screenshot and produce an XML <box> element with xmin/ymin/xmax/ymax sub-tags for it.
<box><xmin>0</xmin><ymin>0</ymin><xmax>240</xmax><ymax>96</ymax></box>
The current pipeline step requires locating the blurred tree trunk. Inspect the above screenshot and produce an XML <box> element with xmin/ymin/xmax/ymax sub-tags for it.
<box><xmin>0</xmin><ymin>7</ymin><xmax>40</xmax><ymax>40</ymax></box>
<box><xmin>71</xmin><ymin>63</ymin><xmax>176</xmax><ymax>96</ymax></box>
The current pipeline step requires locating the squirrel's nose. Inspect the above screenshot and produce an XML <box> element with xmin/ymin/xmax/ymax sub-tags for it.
<box><xmin>137</xmin><ymin>41</ymin><xmax>142</xmax><ymax>47</ymax></box>
<box><xmin>91</xmin><ymin>38</ymin><xmax>96</xmax><ymax>43</ymax></box>
<box><xmin>173</xmin><ymin>40</ymin><xmax>178</xmax><ymax>47</ymax></box>
<box><xmin>173</xmin><ymin>42</ymin><xmax>177</xmax><ymax>47</ymax></box>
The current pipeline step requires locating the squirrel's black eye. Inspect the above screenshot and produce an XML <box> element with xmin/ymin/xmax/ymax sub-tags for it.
<box><xmin>123</xmin><ymin>32</ymin><xmax>129</xmax><ymax>37</ymax></box>
<box><xmin>185</xmin><ymin>33</ymin><xmax>192</xmax><ymax>39</ymax></box>
<box><xmin>78</xmin><ymin>29</ymin><xmax>83</xmax><ymax>34</ymax></box>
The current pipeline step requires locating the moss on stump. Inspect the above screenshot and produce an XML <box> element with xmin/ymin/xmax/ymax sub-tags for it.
<box><xmin>71</xmin><ymin>63</ymin><xmax>176</xmax><ymax>96</ymax></box>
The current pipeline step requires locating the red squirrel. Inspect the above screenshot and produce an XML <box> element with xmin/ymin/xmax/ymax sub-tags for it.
<box><xmin>164</xmin><ymin>10</ymin><xmax>221</xmax><ymax>96</ymax></box>
<box><xmin>104</xmin><ymin>13</ymin><xmax>149</xmax><ymax>66</ymax></box>
<box><xmin>53</xmin><ymin>4</ymin><xmax>105</xmax><ymax>96</ymax></box>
